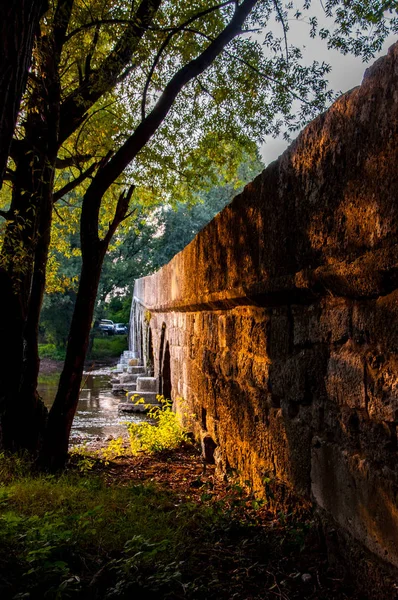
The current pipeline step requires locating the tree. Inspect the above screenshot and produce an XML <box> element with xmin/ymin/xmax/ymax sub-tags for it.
<box><xmin>0</xmin><ymin>0</ymin><xmax>48</xmax><ymax>185</ymax></box>
<box><xmin>0</xmin><ymin>0</ymin><xmax>396</xmax><ymax>467</ymax></box>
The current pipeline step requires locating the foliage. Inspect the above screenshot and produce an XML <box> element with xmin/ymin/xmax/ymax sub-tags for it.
<box><xmin>39</xmin><ymin>334</ymin><xmax>127</xmax><ymax>362</ymax></box>
<box><xmin>100</xmin><ymin>437</ymin><xmax>126</xmax><ymax>462</ymax></box>
<box><xmin>104</xmin><ymin>296</ymin><xmax>131</xmax><ymax>324</ymax></box>
<box><xmin>40</xmin><ymin>291</ymin><xmax>76</xmax><ymax>349</ymax></box>
<box><xmin>302</xmin><ymin>0</ymin><xmax>398</xmax><ymax>60</ymax></box>
<box><xmin>0</xmin><ymin>448</ymin><xmax>355</xmax><ymax>600</ymax></box>
<box><xmin>127</xmin><ymin>396</ymin><xmax>187</xmax><ymax>454</ymax></box>
<box><xmin>38</xmin><ymin>343</ymin><xmax>67</xmax><ymax>361</ymax></box>
<box><xmin>0</xmin><ymin>468</ymin><xmax>180</xmax><ymax>598</ymax></box>
<box><xmin>89</xmin><ymin>335</ymin><xmax>128</xmax><ymax>359</ymax></box>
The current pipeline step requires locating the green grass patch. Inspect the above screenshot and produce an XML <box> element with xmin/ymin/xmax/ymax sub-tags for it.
<box><xmin>39</xmin><ymin>336</ymin><xmax>128</xmax><ymax>362</ymax></box>
<box><xmin>0</xmin><ymin>450</ymin><xmax>352</xmax><ymax>600</ymax></box>
<box><xmin>0</xmin><ymin>452</ymin><xmax>233</xmax><ymax>600</ymax></box>
<box><xmin>38</xmin><ymin>343</ymin><xmax>66</xmax><ymax>361</ymax></box>
<box><xmin>89</xmin><ymin>335</ymin><xmax>128</xmax><ymax>359</ymax></box>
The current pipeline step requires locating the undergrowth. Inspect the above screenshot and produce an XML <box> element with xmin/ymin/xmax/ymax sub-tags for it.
<box><xmin>0</xmin><ymin>445</ymin><xmax>359</xmax><ymax>600</ymax></box>
<box><xmin>0</xmin><ymin>466</ymin><xmax>188</xmax><ymax>599</ymax></box>
<box><xmin>39</xmin><ymin>336</ymin><xmax>127</xmax><ymax>361</ymax></box>
<box><xmin>0</xmin><ymin>450</ymin><xmax>271</xmax><ymax>600</ymax></box>
<box><xmin>38</xmin><ymin>343</ymin><xmax>66</xmax><ymax>361</ymax></box>
<box><xmin>127</xmin><ymin>396</ymin><xmax>187</xmax><ymax>454</ymax></box>
<box><xmin>89</xmin><ymin>335</ymin><xmax>128</xmax><ymax>359</ymax></box>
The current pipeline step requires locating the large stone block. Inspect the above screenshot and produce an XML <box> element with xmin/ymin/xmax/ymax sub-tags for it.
<box><xmin>311</xmin><ymin>442</ymin><xmax>398</xmax><ymax>568</ymax></box>
<box><xmin>326</xmin><ymin>343</ymin><xmax>366</xmax><ymax>409</ymax></box>
<box><xmin>136</xmin><ymin>377</ymin><xmax>158</xmax><ymax>393</ymax></box>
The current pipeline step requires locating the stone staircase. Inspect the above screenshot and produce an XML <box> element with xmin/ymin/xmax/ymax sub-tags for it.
<box><xmin>113</xmin><ymin>351</ymin><xmax>160</xmax><ymax>413</ymax></box>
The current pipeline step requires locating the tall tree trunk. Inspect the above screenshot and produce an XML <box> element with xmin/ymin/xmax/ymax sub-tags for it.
<box><xmin>0</xmin><ymin>0</ymin><xmax>47</xmax><ymax>185</ymax></box>
<box><xmin>0</xmin><ymin>152</ymin><xmax>56</xmax><ymax>452</ymax></box>
<box><xmin>0</xmin><ymin>25</ymin><xmax>61</xmax><ymax>453</ymax></box>
<box><xmin>41</xmin><ymin>180</ymin><xmax>134</xmax><ymax>469</ymax></box>
<box><xmin>42</xmin><ymin>247</ymin><xmax>106</xmax><ymax>469</ymax></box>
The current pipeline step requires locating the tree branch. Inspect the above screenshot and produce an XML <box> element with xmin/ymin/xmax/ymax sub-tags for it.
<box><xmin>179</xmin><ymin>27</ymin><xmax>312</xmax><ymax>106</ymax></box>
<box><xmin>53</xmin><ymin>0</ymin><xmax>75</xmax><ymax>62</ymax></box>
<box><xmin>59</xmin><ymin>0</ymin><xmax>162</xmax><ymax>144</ymax></box>
<box><xmin>91</xmin><ymin>0</ymin><xmax>258</xmax><ymax>200</ymax></box>
<box><xmin>53</xmin><ymin>162</ymin><xmax>97</xmax><ymax>202</ymax></box>
<box><xmin>65</xmin><ymin>19</ymin><xmax>137</xmax><ymax>42</ymax></box>
<box><xmin>79</xmin><ymin>0</ymin><xmax>257</xmax><ymax>261</ymax></box>
<box><xmin>102</xmin><ymin>185</ymin><xmax>136</xmax><ymax>248</ymax></box>
<box><xmin>53</xmin><ymin>205</ymin><xmax>65</xmax><ymax>221</ymax></box>
<box><xmin>141</xmin><ymin>0</ymin><xmax>236</xmax><ymax>119</ymax></box>
<box><xmin>53</xmin><ymin>149</ymin><xmax>113</xmax><ymax>203</ymax></box>
<box><xmin>56</xmin><ymin>154</ymin><xmax>93</xmax><ymax>168</ymax></box>
<box><xmin>273</xmin><ymin>0</ymin><xmax>289</xmax><ymax>66</ymax></box>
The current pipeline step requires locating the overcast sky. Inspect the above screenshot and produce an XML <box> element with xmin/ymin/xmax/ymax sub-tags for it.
<box><xmin>259</xmin><ymin>7</ymin><xmax>397</xmax><ymax>165</ymax></box>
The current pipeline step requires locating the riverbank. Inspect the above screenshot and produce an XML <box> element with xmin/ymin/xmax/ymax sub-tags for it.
<box><xmin>39</xmin><ymin>356</ymin><xmax>117</xmax><ymax>375</ymax></box>
<box><xmin>39</xmin><ymin>335</ymin><xmax>128</xmax><ymax>368</ymax></box>
<box><xmin>0</xmin><ymin>442</ymin><xmax>365</xmax><ymax>600</ymax></box>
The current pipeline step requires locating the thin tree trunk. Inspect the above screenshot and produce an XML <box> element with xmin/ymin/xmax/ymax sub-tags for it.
<box><xmin>42</xmin><ymin>248</ymin><xmax>106</xmax><ymax>469</ymax></box>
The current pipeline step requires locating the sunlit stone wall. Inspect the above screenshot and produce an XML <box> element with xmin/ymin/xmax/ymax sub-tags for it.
<box><xmin>132</xmin><ymin>43</ymin><xmax>398</xmax><ymax>579</ymax></box>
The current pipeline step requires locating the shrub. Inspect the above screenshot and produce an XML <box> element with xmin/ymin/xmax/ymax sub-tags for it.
<box><xmin>127</xmin><ymin>396</ymin><xmax>187</xmax><ymax>454</ymax></box>
<box><xmin>38</xmin><ymin>343</ymin><xmax>66</xmax><ymax>361</ymax></box>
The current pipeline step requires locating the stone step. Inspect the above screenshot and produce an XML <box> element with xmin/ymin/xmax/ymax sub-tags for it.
<box><xmin>119</xmin><ymin>372</ymin><xmax>143</xmax><ymax>383</ymax></box>
<box><xmin>118</xmin><ymin>402</ymin><xmax>161</xmax><ymax>414</ymax></box>
<box><xmin>136</xmin><ymin>377</ymin><xmax>158</xmax><ymax>393</ymax></box>
<box><xmin>123</xmin><ymin>351</ymin><xmax>139</xmax><ymax>359</ymax></box>
<box><xmin>126</xmin><ymin>391</ymin><xmax>159</xmax><ymax>405</ymax></box>
<box><xmin>127</xmin><ymin>358</ymin><xmax>140</xmax><ymax>367</ymax></box>
<box><xmin>112</xmin><ymin>382</ymin><xmax>137</xmax><ymax>395</ymax></box>
<box><xmin>132</xmin><ymin>373</ymin><xmax>145</xmax><ymax>381</ymax></box>
<box><xmin>127</xmin><ymin>365</ymin><xmax>146</xmax><ymax>374</ymax></box>
<box><xmin>112</xmin><ymin>372</ymin><xmax>145</xmax><ymax>384</ymax></box>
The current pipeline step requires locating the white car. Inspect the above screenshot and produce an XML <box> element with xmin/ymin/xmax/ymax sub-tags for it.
<box><xmin>114</xmin><ymin>323</ymin><xmax>128</xmax><ymax>335</ymax></box>
<box><xmin>98</xmin><ymin>320</ymin><xmax>115</xmax><ymax>335</ymax></box>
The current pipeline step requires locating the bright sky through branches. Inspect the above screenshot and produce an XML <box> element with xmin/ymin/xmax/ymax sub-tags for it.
<box><xmin>260</xmin><ymin>3</ymin><xmax>397</xmax><ymax>165</ymax></box>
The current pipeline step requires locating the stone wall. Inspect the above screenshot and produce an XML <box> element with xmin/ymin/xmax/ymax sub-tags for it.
<box><xmin>132</xmin><ymin>43</ymin><xmax>398</xmax><ymax>575</ymax></box>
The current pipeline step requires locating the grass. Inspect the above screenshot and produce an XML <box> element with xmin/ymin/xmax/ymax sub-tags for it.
<box><xmin>38</xmin><ymin>343</ymin><xmax>66</xmax><ymax>361</ymax></box>
<box><xmin>90</xmin><ymin>335</ymin><xmax>127</xmax><ymax>359</ymax></box>
<box><xmin>0</xmin><ymin>451</ymin><xmax>261</xmax><ymax>600</ymax></box>
<box><xmin>0</xmin><ymin>470</ymin><xmax>190</xmax><ymax>599</ymax></box>
<box><xmin>0</xmin><ymin>446</ymin><xmax>363</xmax><ymax>600</ymax></box>
<box><xmin>38</xmin><ymin>335</ymin><xmax>128</xmax><ymax>362</ymax></box>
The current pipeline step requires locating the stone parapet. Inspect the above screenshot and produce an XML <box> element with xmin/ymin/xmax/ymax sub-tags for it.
<box><xmin>132</xmin><ymin>43</ymin><xmax>398</xmax><ymax>583</ymax></box>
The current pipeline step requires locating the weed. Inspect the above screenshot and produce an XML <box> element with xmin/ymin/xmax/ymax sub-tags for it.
<box><xmin>69</xmin><ymin>445</ymin><xmax>99</xmax><ymax>473</ymax></box>
<box><xmin>0</xmin><ymin>451</ymin><xmax>34</xmax><ymax>483</ymax></box>
<box><xmin>101</xmin><ymin>437</ymin><xmax>126</xmax><ymax>462</ymax></box>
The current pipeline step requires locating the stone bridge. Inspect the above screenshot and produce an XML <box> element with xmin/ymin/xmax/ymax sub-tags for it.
<box><xmin>130</xmin><ymin>43</ymin><xmax>398</xmax><ymax>579</ymax></box>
